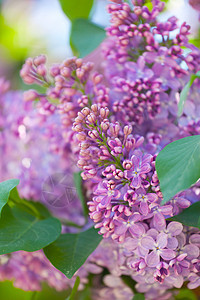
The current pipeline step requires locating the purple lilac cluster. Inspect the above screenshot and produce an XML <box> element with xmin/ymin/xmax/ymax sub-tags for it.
<box><xmin>4</xmin><ymin>0</ymin><xmax>200</xmax><ymax>298</ymax></box>
<box><xmin>71</xmin><ymin>0</ymin><xmax>200</xmax><ymax>297</ymax></box>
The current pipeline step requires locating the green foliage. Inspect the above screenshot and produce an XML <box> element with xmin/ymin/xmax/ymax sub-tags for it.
<box><xmin>175</xmin><ymin>288</ymin><xmax>198</xmax><ymax>300</ymax></box>
<box><xmin>178</xmin><ymin>71</ymin><xmax>200</xmax><ymax>117</ymax></box>
<box><xmin>73</xmin><ymin>172</ymin><xmax>88</xmax><ymax>220</ymax></box>
<box><xmin>169</xmin><ymin>201</ymin><xmax>200</xmax><ymax>229</ymax></box>
<box><xmin>66</xmin><ymin>276</ymin><xmax>80</xmax><ymax>300</ymax></box>
<box><xmin>156</xmin><ymin>135</ymin><xmax>200</xmax><ymax>204</ymax></box>
<box><xmin>71</xmin><ymin>19</ymin><xmax>106</xmax><ymax>58</ymax></box>
<box><xmin>58</xmin><ymin>0</ymin><xmax>94</xmax><ymax>21</ymax></box>
<box><xmin>132</xmin><ymin>294</ymin><xmax>145</xmax><ymax>300</ymax></box>
<box><xmin>44</xmin><ymin>227</ymin><xmax>102</xmax><ymax>279</ymax></box>
<box><xmin>0</xmin><ymin>179</ymin><xmax>19</xmax><ymax>214</ymax></box>
<box><xmin>0</xmin><ymin>14</ymin><xmax>28</xmax><ymax>61</ymax></box>
<box><xmin>0</xmin><ymin>204</ymin><xmax>61</xmax><ymax>254</ymax></box>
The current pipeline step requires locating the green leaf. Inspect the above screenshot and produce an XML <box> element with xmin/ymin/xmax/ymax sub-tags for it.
<box><xmin>44</xmin><ymin>227</ymin><xmax>102</xmax><ymax>279</ymax></box>
<box><xmin>0</xmin><ymin>204</ymin><xmax>61</xmax><ymax>254</ymax></box>
<box><xmin>169</xmin><ymin>201</ymin><xmax>200</xmax><ymax>228</ymax></box>
<box><xmin>156</xmin><ymin>135</ymin><xmax>200</xmax><ymax>204</ymax></box>
<box><xmin>58</xmin><ymin>0</ymin><xmax>94</xmax><ymax>21</ymax></box>
<box><xmin>0</xmin><ymin>179</ymin><xmax>19</xmax><ymax>215</ymax></box>
<box><xmin>73</xmin><ymin>172</ymin><xmax>88</xmax><ymax>220</ymax></box>
<box><xmin>66</xmin><ymin>276</ymin><xmax>80</xmax><ymax>300</ymax></box>
<box><xmin>178</xmin><ymin>71</ymin><xmax>200</xmax><ymax>117</ymax></box>
<box><xmin>132</xmin><ymin>294</ymin><xmax>145</xmax><ymax>300</ymax></box>
<box><xmin>70</xmin><ymin>19</ymin><xmax>106</xmax><ymax>58</ymax></box>
<box><xmin>175</xmin><ymin>288</ymin><xmax>197</xmax><ymax>300</ymax></box>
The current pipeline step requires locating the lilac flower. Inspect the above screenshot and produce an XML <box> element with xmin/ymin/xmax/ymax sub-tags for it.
<box><xmin>141</xmin><ymin>233</ymin><xmax>176</xmax><ymax>267</ymax></box>
<box><xmin>143</xmin><ymin>47</ymin><xmax>178</xmax><ymax>68</ymax></box>
<box><xmin>113</xmin><ymin>213</ymin><xmax>145</xmax><ymax>240</ymax></box>
<box><xmin>176</xmin><ymin>233</ymin><xmax>200</xmax><ymax>260</ymax></box>
<box><xmin>149</xmin><ymin>203</ymin><xmax>173</xmax><ymax>231</ymax></box>
<box><xmin>135</xmin><ymin>188</ymin><xmax>158</xmax><ymax>216</ymax></box>
<box><xmin>188</xmin><ymin>273</ymin><xmax>200</xmax><ymax>289</ymax></box>
<box><xmin>125</xmin><ymin>56</ymin><xmax>154</xmax><ymax>82</ymax></box>
<box><xmin>124</xmin><ymin>151</ymin><xmax>152</xmax><ymax>188</ymax></box>
<box><xmin>169</xmin><ymin>253</ymin><xmax>190</xmax><ymax>276</ymax></box>
<box><xmin>93</xmin><ymin>180</ymin><xmax>121</xmax><ymax>209</ymax></box>
<box><xmin>161</xmin><ymin>221</ymin><xmax>183</xmax><ymax>249</ymax></box>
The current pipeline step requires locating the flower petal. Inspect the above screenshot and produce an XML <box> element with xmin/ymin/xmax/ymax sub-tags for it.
<box><xmin>157</xmin><ymin>233</ymin><xmax>168</xmax><ymax>248</ymax></box>
<box><xmin>160</xmin><ymin>249</ymin><xmax>176</xmax><ymax>261</ymax></box>
<box><xmin>141</xmin><ymin>236</ymin><xmax>155</xmax><ymax>249</ymax></box>
<box><xmin>167</xmin><ymin>237</ymin><xmax>178</xmax><ymax>250</ymax></box>
<box><xmin>167</xmin><ymin>221</ymin><xmax>183</xmax><ymax>236</ymax></box>
<box><xmin>146</xmin><ymin>250</ymin><xmax>160</xmax><ymax>267</ymax></box>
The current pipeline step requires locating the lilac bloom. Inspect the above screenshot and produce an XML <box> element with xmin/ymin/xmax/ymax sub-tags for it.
<box><xmin>141</xmin><ymin>233</ymin><xmax>176</xmax><ymax>267</ymax></box>
<box><xmin>161</xmin><ymin>221</ymin><xmax>183</xmax><ymax>249</ymax></box>
<box><xmin>114</xmin><ymin>213</ymin><xmax>145</xmax><ymax>238</ymax></box>
<box><xmin>125</xmin><ymin>56</ymin><xmax>154</xmax><ymax>82</ymax></box>
<box><xmin>188</xmin><ymin>273</ymin><xmax>200</xmax><ymax>289</ymax></box>
<box><xmin>124</xmin><ymin>151</ymin><xmax>152</xmax><ymax>189</ymax></box>
<box><xmin>169</xmin><ymin>253</ymin><xmax>190</xmax><ymax>276</ymax></box>
<box><xmin>169</xmin><ymin>194</ymin><xmax>191</xmax><ymax>215</ymax></box>
<box><xmin>135</xmin><ymin>188</ymin><xmax>158</xmax><ymax>216</ymax></box>
<box><xmin>94</xmin><ymin>180</ymin><xmax>121</xmax><ymax>209</ymax></box>
<box><xmin>152</xmin><ymin>64</ymin><xmax>180</xmax><ymax>91</ymax></box>
<box><xmin>108</xmin><ymin>138</ymin><xmax>122</xmax><ymax>156</ymax></box>
<box><xmin>149</xmin><ymin>203</ymin><xmax>173</xmax><ymax>231</ymax></box>
<box><xmin>154</xmin><ymin>262</ymin><xmax>169</xmax><ymax>283</ymax></box>
<box><xmin>143</xmin><ymin>47</ymin><xmax>178</xmax><ymax>68</ymax></box>
<box><xmin>176</xmin><ymin>233</ymin><xmax>200</xmax><ymax>260</ymax></box>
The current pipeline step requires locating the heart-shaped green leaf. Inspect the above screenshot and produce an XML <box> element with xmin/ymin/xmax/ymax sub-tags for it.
<box><xmin>168</xmin><ymin>201</ymin><xmax>200</xmax><ymax>229</ymax></box>
<box><xmin>71</xmin><ymin>19</ymin><xmax>106</xmax><ymax>58</ymax></box>
<box><xmin>0</xmin><ymin>179</ymin><xmax>19</xmax><ymax>215</ymax></box>
<box><xmin>58</xmin><ymin>0</ymin><xmax>93</xmax><ymax>21</ymax></box>
<box><xmin>0</xmin><ymin>205</ymin><xmax>61</xmax><ymax>254</ymax></box>
<box><xmin>178</xmin><ymin>71</ymin><xmax>200</xmax><ymax>117</ymax></box>
<box><xmin>156</xmin><ymin>135</ymin><xmax>200</xmax><ymax>204</ymax></box>
<box><xmin>44</xmin><ymin>227</ymin><xmax>102</xmax><ymax>279</ymax></box>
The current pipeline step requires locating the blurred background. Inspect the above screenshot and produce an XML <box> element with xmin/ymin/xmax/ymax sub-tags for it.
<box><xmin>0</xmin><ymin>0</ymin><xmax>199</xmax><ymax>87</ymax></box>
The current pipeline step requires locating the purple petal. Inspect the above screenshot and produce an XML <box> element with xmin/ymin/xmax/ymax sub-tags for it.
<box><xmin>131</xmin><ymin>176</ymin><xmax>141</xmax><ymax>189</ymax></box>
<box><xmin>189</xmin><ymin>234</ymin><xmax>200</xmax><ymax>246</ymax></box>
<box><xmin>137</xmin><ymin>56</ymin><xmax>145</xmax><ymax>69</ymax></box>
<box><xmin>143</xmin><ymin>52</ymin><xmax>157</xmax><ymax>63</ymax></box>
<box><xmin>131</xmin><ymin>155</ymin><xmax>140</xmax><ymax>168</ymax></box>
<box><xmin>142</xmin><ymin>153</ymin><xmax>152</xmax><ymax>164</ymax></box>
<box><xmin>138</xmin><ymin>245</ymin><xmax>149</xmax><ymax>257</ymax></box>
<box><xmin>146</xmin><ymin>228</ymin><xmax>158</xmax><ymax>239</ymax></box>
<box><xmin>140</xmin><ymin>163</ymin><xmax>151</xmax><ymax>174</ymax></box>
<box><xmin>157</xmin><ymin>233</ymin><xmax>168</xmax><ymax>248</ymax></box>
<box><xmin>167</xmin><ymin>221</ymin><xmax>183</xmax><ymax>236</ymax></box>
<box><xmin>160</xmin><ymin>205</ymin><xmax>173</xmax><ymax>216</ymax></box>
<box><xmin>140</xmin><ymin>202</ymin><xmax>149</xmax><ymax>216</ymax></box>
<box><xmin>129</xmin><ymin>224</ymin><xmax>144</xmax><ymax>237</ymax></box>
<box><xmin>141</xmin><ymin>236</ymin><xmax>155</xmax><ymax>249</ymax></box>
<box><xmin>146</xmin><ymin>193</ymin><xmax>158</xmax><ymax>203</ymax></box>
<box><xmin>184</xmin><ymin>244</ymin><xmax>200</xmax><ymax>259</ymax></box>
<box><xmin>114</xmin><ymin>223</ymin><xmax>127</xmax><ymax>235</ymax></box>
<box><xmin>124</xmin><ymin>170</ymin><xmax>133</xmax><ymax>180</ymax></box>
<box><xmin>130</xmin><ymin>212</ymin><xmax>141</xmax><ymax>223</ymax></box>
<box><xmin>153</xmin><ymin>212</ymin><xmax>166</xmax><ymax>230</ymax></box>
<box><xmin>146</xmin><ymin>251</ymin><xmax>160</xmax><ymax>267</ymax></box>
<box><xmin>167</xmin><ymin>237</ymin><xmax>178</xmax><ymax>250</ymax></box>
<box><xmin>160</xmin><ymin>249</ymin><xmax>176</xmax><ymax>261</ymax></box>
<box><xmin>123</xmin><ymin>237</ymin><xmax>138</xmax><ymax>251</ymax></box>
